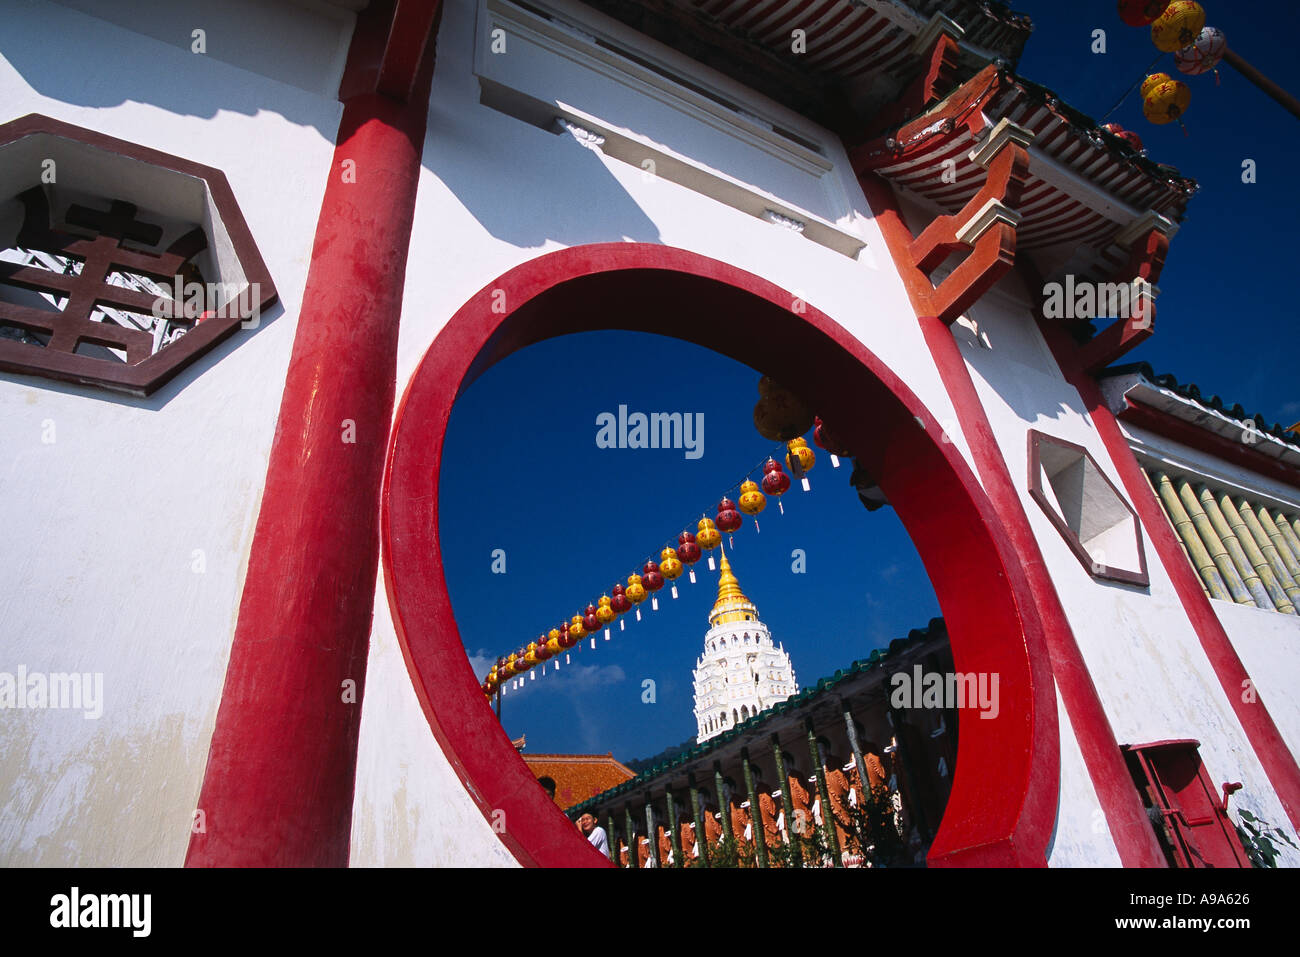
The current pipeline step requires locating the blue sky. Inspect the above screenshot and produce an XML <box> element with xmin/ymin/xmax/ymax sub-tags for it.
<box><xmin>439</xmin><ymin>3</ymin><xmax>1299</xmax><ymax>763</ymax></box>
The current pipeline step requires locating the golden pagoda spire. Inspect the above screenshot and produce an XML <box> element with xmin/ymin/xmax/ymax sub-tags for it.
<box><xmin>709</xmin><ymin>543</ymin><xmax>758</xmax><ymax>627</ymax></box>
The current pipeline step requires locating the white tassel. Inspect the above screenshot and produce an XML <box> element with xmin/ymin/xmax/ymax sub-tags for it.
<box><xmin>590</xmin><ymin>637</ymin><xmax>596</xmax><ymax>650</ymax></box>
<box><xmin>604</xmin><ymin>628</ymin><xmax>611</xmax><ymax>640</ymax></box>
<box><xmin>708</xmin><ymin>555</ymin><xmax>716</xmax><ymax>571</ymax></box>
<box><xmin>688</xmin><ymin>569</ymin><xmax>696</xmax><ymax>583</ymax></box>
<box><xmin>619</xmin><ymin>619</ymin><xmax>625</xmax><ymax>631</ymax></box>
<box><xmin>801</xmin><ymin>477</ymin><xmax>811</xmax><ymax>492</ymax></box>
<box><xmin>635</xmin><ymin>608</ymin><xmax>642</xmax><ymax>621</ymax></box>
<box><xmin>778</xmin><ymin>500</ymin><xmax>784</xmax><ymax>515</ymax></box>
<box><xmin>830</xmin><ymin>454</ymin><xmax>840</xmax><ymax>468</ymax></box>
<box><xmin>754</xmin><ymin>520</ymin><xmax>760</xmax><ymax>534</ymax></box>
<box><xmin>565</xmin><ymin>654</ymin><xmax>571</xmax><ymax>665</ymax></box>
<box><xmin>529</xmin><ymin>670</ymin><xmax>535</xmax><ymax>681</ymax></box>
<box><xmin>651</xmin><ymin>596</ymin><xmax>659</xmax><ymax>611</ymax></box>
<box><xmin>671</xmin><ymin>585</ymin><xmax>678</xmax><ymax>599</ymax></box>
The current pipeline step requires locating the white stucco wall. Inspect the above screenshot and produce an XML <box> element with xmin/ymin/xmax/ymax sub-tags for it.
<box><xmin>0</xmin><ymin>0</ymin><xmax>347</xmax><ymax>865</ymax></box>
<box><xmin>5</xmin><ymin>0</ymin><xmax>1293</xmax><ymax>869</ymax></box>
<box><xmin>943</xmin><ymin>261</ymin><xmax>1300</xmax><ymax>866</ymax></box>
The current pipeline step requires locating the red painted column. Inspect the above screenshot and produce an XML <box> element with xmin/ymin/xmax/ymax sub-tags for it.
<box><xmin>1036</xmin><ymin>312</ymin><xmax>1300</xmax><ymax>833</ymax></box>
<box><xmin>186</xmin><ymin>3</ymin><xmax>438</xmax><ymax>867</ymax></box>
<box><xmin>858</xmin><ymin>174</ymin><xmax>1168</xmax><ymax>867</ymax></box>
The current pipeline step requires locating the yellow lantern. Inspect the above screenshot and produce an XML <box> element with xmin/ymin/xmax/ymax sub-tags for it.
<box><xmin>738</xmin><ymin>479</ymin><xmax>766</xmax><ymax>516</ymax></box>
<box><xmin>569</xmin><ymin>614</ymin><xmax>587</xmax><ymax>640</ymax></box>
<box><xmin>1141</xmin><ymin>74</ymin><xmax>1191</xmax><ymax>124</ymax></box>
<box><xmin>786</xmin><ymin>437</ymin><xmax>816</xmax><ymax>490</ymax></box>
<box><xmin>1151</xmin><ymin>1</ymin><xmax>1205</xmax><ymax>53</ymax></box>
<box><xmin>696</xmin><ymin>516</ymin><xmax>721</xmax><ymax>551</ymax></box>
<box><xmin>596</xmin><ymin>594</ymin><xmax>617</xmax><ymax>624</ymax></box>
<box><xmin>626</xmin><ymin>573</ymin><xmax>647</xmax><ymax>604</ymax></box>
<box><xmin>659</xmin><ymin>547</ymin><xmax>683</xmax><ymax>580</ymax></box>
<box><xmin>546</xmin><ymin>633</ymin><xmax>562</xmax><ymax>656</ymax></box>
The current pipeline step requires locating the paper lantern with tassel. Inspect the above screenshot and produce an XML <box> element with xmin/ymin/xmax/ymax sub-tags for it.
<box><xmin>583</xmin><ymin>603</ymin><xmax>601</xmax><ymax>634</ymax></box>
<box><xmin>1117</xmin><ymin>0</ymin><xmax>1170</xmax><ymax>27</ymax></box>
<box><xmin>753</xmin><ymin>375</ymin><xmax>814</xmax><ymax>442</ymax></box>
<box><xmin>569</xmin><ymin>614</ymin><xmax>587</xmax><ymax>641</ymax></box>
<box><xmin>523</xmin><ymin>642</ymin><xmax>540</xmax><ymax>669</ymax></box>
<box><xmin>716</xmin><ymin>497</ymin><xmax>743</xmax><ymax>548</ymax></box>
<box><xmin>786</xmin><ymin>437</ymin><xmax>816</xmax><ymax>490</ymax></box>
<box><xmin>1141</xmin><ymin>73</ymin><xmax>1191</xmax><ymax>125</ymax></box>
<box><xmin>738</xmin><ymin>479</ymin><xmax>766</xmax><ymax>533</ymax></box>
<box><xmin>626</xmin><ymin>572</ymin><xmax>647</xmax><ymax>620</ymax></box>
<box><xmin>660</xmin><ymin>546</ymin><xmax>683</xmax><ymax>598</ymax></box>
<box><xmin>642</xmin><ymin>560</ymin><xmax>665</xmax><ymax>610</ymax></box>
<box><xmin>812</xmin><ymin>415</ymin><xmax>851</xmax><ymax>468</ymax></box>
<box><xmin>1175</xmin><ymin>26</ymin><xmax>1225</xmax><ymax>76</ymax></box>
<box><xmin>1101</xmin><ymin>122</ymin><xmax>1145</xmax><ymax>153</ymax></box>
<box><xmin>610</xmin><ymin>584</ymin><xmax>630</xmax><ymax>630</ymax></box>
<box><xmin>596</xmin><ymin>594</ymin><xmax>616</xmax><ymax>624</ymax></box>
<box><xmin>1151</xmin><ymin>1</ymin><xmax>1205</xmax><ymax>53</ymax></box>
<box><xmin>535</xmin><ymin>633</ymin><xmax>552</xmax><ymax>661</ymax></box>
<box><xmin>677</xmin><ymin>531</ymin><xmax>702</xmax><ymax>582</ymax></box>
<box><xmin>761</xmin><ymin>458</ymin><xmax>791</xmax><ymax>514</ymax></box>
<box><xmin>546</xmin><ymin>627</ymin><xmax>563</xmax><ymax>656</ymax></box>
<box><xmin>696</xmin><ymin>517</ymin><xmax>721</xmax><ymax>570</ymax></box>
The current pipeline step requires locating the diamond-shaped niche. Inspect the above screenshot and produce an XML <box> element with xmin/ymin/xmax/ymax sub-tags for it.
<box><xmin>1028</xmin><ymin>429</ymin><xmax>1148</xmax><ymax>586</ymax></box>
<box><xmin>0</xmin><ymin>114</ymin><xmax>276</xmax><ymax>396</ymax></box>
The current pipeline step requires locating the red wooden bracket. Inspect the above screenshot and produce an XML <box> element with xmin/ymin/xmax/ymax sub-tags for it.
<box><xmin>1077</xmin><ymin>219</ymin><xmax>1171</xmax><ymax>374</ymax></box>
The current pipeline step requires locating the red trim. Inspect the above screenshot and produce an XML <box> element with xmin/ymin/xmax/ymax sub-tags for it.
<box><xmin>377</xmin><ymin>0</ymin><xmax>442</xmax><ymax>102</ymax></box>
<box><xmin>1118</xmin><ymin>398</ymin><xmax>1300</xmax><ymax>492</ymax></box>
<box><xmin>1036</xmin><ymin>307</ymin><xmax>1300</xmax><ymax>834</ymax></box>
<box><xmin>858</xmin><ymin>172</ymin><xmax>1169</xmax><ymax>867</ymax></box>
<box><xmin>383</xmin><ymin>243</ymin><xmax>1059</xmax><ymax>867</ymax></box>
<box><xmin>185</xmin><ymin>3</ymin><xmax>438</xmax><ymax>867</ymax></box>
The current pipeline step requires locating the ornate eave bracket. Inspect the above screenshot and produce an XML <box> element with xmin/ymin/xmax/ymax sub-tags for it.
<box><xmin>1077</xmin><ymin>210</ymin><xmax>1175</xmax><ymax>374</ymax></box>
<box><xmin>905</xmin><ymin>117</ymin><xmax>1033</xmax><ymax>325</ymax></box>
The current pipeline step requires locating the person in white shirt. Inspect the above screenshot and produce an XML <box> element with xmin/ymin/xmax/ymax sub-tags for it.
<box><xmin>577</xmin><ymin>813</ymin><xmax>610</xmax><ymax>857</ymax></box>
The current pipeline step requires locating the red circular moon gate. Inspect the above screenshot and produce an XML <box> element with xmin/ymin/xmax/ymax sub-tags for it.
<box><xmin>382</xmin><ymin>243</ymin><xmax>1059</xmax><ymax>867</ymax></box>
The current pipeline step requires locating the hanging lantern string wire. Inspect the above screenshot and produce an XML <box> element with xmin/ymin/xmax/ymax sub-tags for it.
<box><xmin>1101</xmin><ymin>51</ymin><xmax>1168</xmax><ymax>121</ymax></box>
<box><xmin>488</xmin><ymin>439</ymin><xmax>804</xmax><ymax>676</ymax></box>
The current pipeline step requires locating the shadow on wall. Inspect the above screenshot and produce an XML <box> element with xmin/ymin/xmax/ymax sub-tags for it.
<box><xmin>6</xmin><ymin>0</ymin><xmax>349</xmax><ymax>139</ymax></box>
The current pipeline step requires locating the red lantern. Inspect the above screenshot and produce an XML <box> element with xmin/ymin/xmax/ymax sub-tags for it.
<box><xmin>1101</xmin><ymin>122</ymin><xmax>1145</xmax><ymax>153</ymax></box>
<box><xmin>716</xmin><ymin>497</ymin><xmax>742</xmax><ymax>548</ymax></box>
<box><xmin>535</xmin><ymin>633</ymin><xmax>552</xmax><ymax>661</ymax></box>
<box><xmin>677</xmin><ymin>531</ymin><xmax>701</xmax><ymax>583</ymax></box>
<box><xmin>610</xmin><ymin>584</ymin><xmax>630</xmax><ymax>630</ymax></box>
<box><xmin>642</xmin><ymin>560</ymin><xmax>664</xmax><ymax>610</ymax></box>
<box><xmin>1117</xmin><ymin>0</ymin><xmax>1170</xmax><ymax>28</ymax></box>
<box><xmin>812</xmin><ymin>415</ymin><xmax>850</xmax><ymax>467</ymax></box>
<box><xmin>583</xmin><ymin>603</ymin><xmax>601</xmax><ymax>634</ymax></box>
<box><xmin>762</xmin><ymin>458</ymin><xmax>791</xmax><ymax>514</ymax></box>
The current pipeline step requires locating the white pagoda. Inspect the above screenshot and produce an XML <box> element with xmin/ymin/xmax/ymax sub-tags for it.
<box><xmin>692</xmin><ymin>548</ymin><xmax>797</xmax><ymax>743</ymax></box>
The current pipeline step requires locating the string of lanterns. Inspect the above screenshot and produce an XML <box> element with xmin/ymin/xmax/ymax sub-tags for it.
<box><xmin>1109</xmin><ymin>2</ymin><xmax>1227</xmax><ymax>137</ymax></box>
<box><xmin>482</xmin><ymin>377</ymin><xmax>852</xmax><ymax>701</ymax></box>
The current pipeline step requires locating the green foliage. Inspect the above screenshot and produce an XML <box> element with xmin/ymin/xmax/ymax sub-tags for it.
<box><xmin>1235</xmin><ymin>808</ymin><xmax>1298</xmax><ymax>869</ymax></box>
<box><xmin>829</xmin><ymin>784</ymin><xmax>907</xmax><ymax>867</ymax></box>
